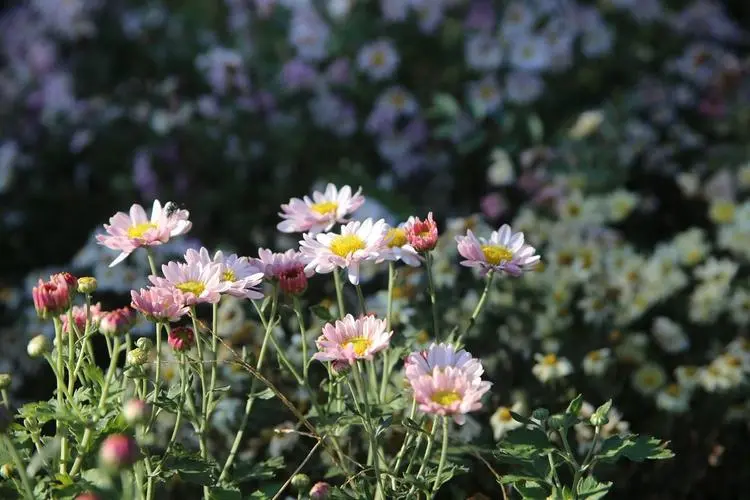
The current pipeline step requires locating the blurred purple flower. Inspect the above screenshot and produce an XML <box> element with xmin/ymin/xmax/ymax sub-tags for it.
<box><xmin>132</xmin><ymin>149</ymin><xmax>158</xmax><ymax>200</ymax></box>
<box><xmin>465</xmin><ymin>0</ymin><xmax>495</xmax><ymax>31</ymax></box>
<box><xmin>280</xmin><ymin>59</ymin><xmax>319</xmax><ymax>91</ymax></box>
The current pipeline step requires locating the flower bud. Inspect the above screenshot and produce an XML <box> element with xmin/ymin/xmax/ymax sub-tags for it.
<box><xmin>309</xmin><ymin>481</ymin><xmax>331</xmax><ymax>499</ymax></box>
<box><xmin>32</xmin><ymin>275</ymin><xmax>74</xmax><ymax>319</ymax></box>
<box><xmin>531</xmin><ymin>408</ymin><xmax>549</xmax><ymax>422</ymax></box>
<box><xmin>279</xmin><ymin>266</ymin><xmax>308</xmax><ymax>296</ymax></box>
<box><xmin>291</xmin><ymin>473</ymin><xmax>310</xmax><ymax>492</ymax></box>
<box><xmin>168</xmin><ymin>326</ymin><xmax>195</xmax><ymax>352</ymax></box>
<box><xmin>27</xmin><ymin>334</ymin><xmax>51</xmax><ymax>358</ymax></box>
<box><xmin>123</xmin><ymin>399</ymin><xmax>150</xmax><ymax>426</ymax></box>
<box><xmin>590</xmin><ymin>413</ymin><xmax>609</xmax><ymax>427</ymax></box>
<box><xmin>126</xmin><ymin>347</ymin><xmax>149</xmax><ymax>367</ymax></box>
<box><xmin>99</xmin><ymin>307</ymin><xmax>136</xmax><ymax>337</ymax></box>
<box><xmin>135</xmin><ymin>337</ymin><xmax>154</xmax><ymax>352</ymax></box>
<box><xmin>0</xmin><ymin>374</ymin><xmax>11</xmax><ymax>391</ymax></box>
<box><xmin>99</xmin><ymin>434</ymin><xmax>139</xmax><ymax>471</ymax></box>
<box><xmin>405</xmin><ymin>212</ymin><xmax>439</xmax><ymax>253</ymax></box>
<box><xmin>547</xmin><ymin>414</ymin><xmax>566</xmax><ymax>430</ymax></box>
<box><xmin>0</xmin><ymin>463</ymin><xmax>13</xmax><ymax>479</ymax></box>
<box><xmin>77</xmin><ymin>277</ymin><xmax>98</xmax><ymax>294</ymax></box>
<box><xmin>75</xmin><ymin>492</ymin><xmax>102</xmax><ymax>500</ymax></box>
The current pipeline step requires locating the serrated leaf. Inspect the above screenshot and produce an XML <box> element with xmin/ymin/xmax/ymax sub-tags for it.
<box><xmin>496</xmin><ymin>428</ymin><xmax>555</xmax><ymax>462</ymax></box>
<box><xmin>596</xmin><ymin>434</ymin><xmax>674</xmax><ymax>464</ymax></box>
<box><xmin>577</xmin><ymin>476</ymin><xmax>612</xmax><ymax>499</ymax></box>
<box><xmin>232</xmin><ymin>456</ymin><xmax>285</xmax><ymax>483</ymax></box>
<box><xmin>162</xmin><ymin>451</ymin><xmax>219</xmax><ymax>486</ymax></box>
<box><xmin>514</xmin><ymin>480</ymin><xmax>549</xmax><ymax>499</ymax></box>
<box><xmin>210</xmin><ymin>487</ymin><xmax>243</xmax><ymax>500</ymax></box>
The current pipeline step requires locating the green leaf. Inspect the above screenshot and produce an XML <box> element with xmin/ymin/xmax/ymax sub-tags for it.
<box><xmin>577</xmin><ymin>476</ymin><xmax>612</xmax><ymax>499</ymax></box>
<box><xmin>496</xmin><ymin>428</ymin><xmax>555</xmax><ymax>462</ymax></box>
<box><xmin>432</xmin><ymin>94</ymin><xmax>460</xmax><ymax>117</ymax></box>
<box><xmin>253</xmin><ymin>388</ymin><xmax>275</xmax><ymax>400</ymax></box>
<box><xmin>596</xmin><ymin>434</ymin><xmax>674</xmax><ymax>464</ymax></box>
<box><xmin>499</xmin><ymin>474</ymin><xmax>548</xmax><ymax>485</ymax></box>
<box><xmin>566</xmin><ymin>394</ymin><xmax>584</xmax><ymax>417</ymax></box>
<box><xmin>83</xmin><ymin>364</ymin><xmax>105</xmax><ymax>388</ymax></box>
<box><xmin>310</xmin><ymin>304</ymin><xmax>334</xmax><ymax>322</ymax></box>
<box><xmin>514</xmin><ymin>480</ymin><xmax>550</xmax><ymax>499</ymax></box>
<box><xmin>210</xmin><ymin>487</ymin><xmax>243</xmax><ymax>500</ymax></box>
<box><xmin>233</xmin><ymin>457</ymin><xmax>285</xmax><ymax>483</ymax></box>
<box><xmin>162</xmin><ymin>451</ymin><xmax>219</xmax><ymax>486</ymax></box>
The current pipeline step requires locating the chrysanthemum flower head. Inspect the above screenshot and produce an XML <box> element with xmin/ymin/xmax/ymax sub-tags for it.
<box><xmin>185</xmin><ymin>248</ymin><xmax>265</xmax><ymax>299</ymax></box>
<box><xmin>410</xmin><ymin>366</ymin><xmax>492</xmax><ymax>424</ymax></box>
<box><xmin>99</xmin><ymin>307</ymin><xmax>136</xmax><ymax>337</ymax></box>
<box><xmin>404</xmin><ymin>212</ymin><xmax>439</xmax><ymax>253</ymax></box>
<box><xmin>96</xmin><ymin>201</ymin><xmax>192</xmax><ymax>267</ymax></box>
<box><xmin>168</xmin><ymin>326</ymin><xmax>195</xmax><ymax>352</ymax></box>
<box><xmin>313</xmin><ymin>314</ymin><xmax>392</xmax><ymax>365</ymax></box>
<box><xmin>255</xmin><ymin>249</ymin><xmax>314</xmax><ymax>295</ymax></box>
<box><xmin>277</xmin><ymin>184</ymin><xmax>365</xmax><ymax>234</ymax></box>
<box><xmin>33</xmin><ymin>273</ymin><xmax>77</xmax><ymax>319</ymax></box>
<box><xmin>376</xmin><ymin>224</ymin><xmax>421</xmax><ymax>267</ymax></box>
<box><xmin>456</xmin><ymin>223</ymin><xmax>540</xmax><ymax>276</ymax></box>
<box><xmin>300</xmin><ymin>218</ymin><xmax>388</xmax><ymax>285</ymax></box>
<box><xmin>405</xmin><ymin>343</ymin><xmax>485</xmax><ymax>383</ymax></box>
<box><xmin>150</xmin><ymin>259</ymin><xmax>228</xmax><ymax>306</ymax></box>
<box><xmin>130</xmin><ymin>286</ymin><xmax>190</xmax><ymax>322</ymax></box>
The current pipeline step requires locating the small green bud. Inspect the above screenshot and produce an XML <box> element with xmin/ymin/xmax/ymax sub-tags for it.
<box><xmin>0</xmin><ymin>463</ymin><xmax>13</xmax><ymax>479</ymax></box>
<box><xmin>566</xmin><ymin>394</ymin><xmax>584</xmax><ymax>416</ymax></box>
<box><xmin>547</xmin><ymin>414</ymin><xmax>566</xmax><ymax>430</ymax></box>
<box><xmin>590</xmin><ymin>399</ymin><xmax>613</xmax><ymax>427</ymax></box>
<box><xmin>77</xmin><ymin>277</ymin><xmax>98</xmax><ymax>294</ymax></box>
<box><xmin>532</xmin><ymin>408</ymin><xmax>550</xmax><ymax>422</ymax></box>
<box><xmin>126</xmin><ymin>347</ymin><xmax>149</xmax><ymax>367</ymax></box>
<box><xmin>291</xmin><ymin>473</ymin><xmax>310</xmax><ymax>492</ymax></box>
<box><xmin>0</xmin><ymin>374</ymin><xmax>11</xmax><ymax>391</ymax></box>
<box><xmin>27</xmin><ymin>335</ymin><xmax>51</xmax><ymax>358</ymax></box>
<box><xmin>136</xmin><ymin>337</ymin><xmax>154</xmax><ymax>353</ymax></box>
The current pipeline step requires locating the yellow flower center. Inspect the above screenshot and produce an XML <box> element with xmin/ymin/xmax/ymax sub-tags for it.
<box><xmin>542</xmin><ymin>354</ymin><xmax>558</xmax><ymax>366</ymax></box>
<box><xmin>311</xmin><ymin>201</ymin><xmax>338</xmax><ymax>215</ymax></box>
<box><xmin>497</xmin><ymin>407</ymin><xmax>512</xmax><ymax>422</ymax></box>
<box><xmin>390</xmin><ymin>92</ymin><xmax>406</xmax><ymax>108</ymax></box>
<box><xmin>222</xmin><ymin>269</ymin><xmax>237</xmax><ymax>282</ymax></box>
<box><xmin>666</xmin><ymin>384</ymin><xmax>681</xmax><ymax>397</ymax></box>
<box><xmin>481</xmin><ymin>245</ymin><xmax>513</xmax><ymax>266</ymax></box>
<box><xmin>343</xmin><ymin>336</ymin><xmax>371</xmax><ymax>356</ymax></box>
<box><xmin>480</xmin><ymin>85</ymin><xmax>496</xmax><ymax>100</ymax></box>
<box><xmin>710</xmin><ymin>200</ymin><xmax>735</xmax><ymax>224</ymax></box>
<box><xmin>431</xmin><ymin>390</ymin><xmax>461</xmax><ymax>406</ymax></box>
<box><xmin>176</xmin><ymin>281</ymin><xmax>206</xmax><ymax>296</ymax></box>
<box><xmin>725</xmin><ymin>355</ymin><xmax>741</xmax><ymax>367</ymax></box>
<box><xmin>370</xmin><ymin>51</ymin><xmax>386</xmax><ymax>67</ymax></box>
<box><xmin>330</xmin><ymin>234</ymin><xmax>366</xmax><ymax>257</ymax></box>
<box><xmin>587</xmin><ymin>350</ymin><xmax>602</xmax><ymax>361</ymax></box>
<box><xmin>386</xmin><ymin>228</ymin><xmax>408</xmax><ymax>248</ymax></box>
<box><xmin>127</xmin><ymin>222</ymin><xmax>157</xmax><ymax>239</ymax></box>
<box><xmin>641</xmin><ymin>373</ymin><xmax>660</xmax><ymax>387</ymax></box>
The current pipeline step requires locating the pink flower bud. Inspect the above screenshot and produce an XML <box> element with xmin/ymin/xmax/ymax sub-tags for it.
<box><xmin>123</xmin><ymin>399</ymin><xmax>150</xmax><ymax>426</ymax></box>
<box><xmin>99</xmin><ymin>434</ymin><xmax>139</xmax><ymax>470</ymax></box>
<box><xmin>405</xmin><ymin>212</ymin><xmax>439</xmax><ymax>253</ymax></box>
<box><xmin>75</xmin><ymin>493</ymin><xmax>102</xmax><ymax>500</ymax></box>
<box><xmin>309</xmin><ymin>481</ymin><xmax>331</xmax><ymax>499</ymax></box>
<box><xmin>279</xmin><ymin>265</ymin><xmax>308</xmax><ymax>296</ymax></box>
<box><xmin>99</xmin><ymin>307</ymin><xmax>136</xmax><ymax>337</ymax></box>
<box><xmin>168</xmin><ymin>326</ymin><xmax>195</xmax><ymax>352</ymax></box>
<box><xmin>32</xmin><ymin>275</ymin><xmax>74</xmax><ymax>319</ymax></box>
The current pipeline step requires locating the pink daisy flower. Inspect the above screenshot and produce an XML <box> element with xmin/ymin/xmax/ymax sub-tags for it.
<box><xmin>456</xmin><ymin>223</ymin><xmax>540</xmax><ymax>277</ymax></box>
<box><xmin>277</xmin><ymin>183</ymin><xmax>366</xmax><ymax>234</ymax></box>
<box><xmin>404</xmin><ymin>343</ymin><xmax>485</xmax><ymax>383</ymax></box>
<box><xmin>185</xmin><ymin>248</ymin><xmax>265</xmax><ymax>299</ymax></box>
<box><xmin>410</xmin><ymin>366</ymin><xmax>492</xmax><ymax>424</ymax></box>
<box><xmin>130</xmin><ymin>286</ymin><xmax>190</xmax><ymax>322</ymax></box>
<box><xmin>149</xmin><ymin>260</ymin><xmax>228</xmax><ymax>306</ymax></box>
<box><xmin>300</xmin><ymin>218</ymin><xmax>388</xmax><ymax>285</ymax></box>
<box><xmin>375</xmin><ymin>224</ymin><xmax>421</xmax><ymax>267</ymax></box>
<box><xmin>97</xmin><ymin>200</ymin><xmax>192</xmax><ymax>267</ymax></box>
<box><xmin>313</xmin><ymin>314</ymin><xmax>393</xmax><ymax>365</ymax></box>
<box><xmin>255</xmin><ymin>248</ymin><xmax>314</xmax><ymax>295</ymax></box>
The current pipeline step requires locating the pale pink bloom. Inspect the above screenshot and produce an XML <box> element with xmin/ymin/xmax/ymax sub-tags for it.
<box><xmin>130</xmin><ymin>286</ymin><xmax>189</xmax><ymax>322</ymax></box>
<box><xmin>97</xmin><ymin>200</ymin><xmax>192</xmax><ymax>267</ymax></box>
<box><xmin>185</xmin><ymin>248</ymin><xmax>264</xmax><ymax>299</ymax></box>
<box><xmin>61</xmin><ymin>302</ymin><xmax>104</xmax><ymax>336</ymax></box>
<box><xmin>149</xmin><ymin>260</ymin><xmax>228</xmax><ymax>306</ymax></box>
<box><xmin>410</xmin><ymin>366</ymin><xmax>492</xmax><ymax>424</ymax></box>
<box><xmin>405</xmin><ymin>343</ymin><xmax>485</xmax><ymax>383</ymax></box>
<box><xmin>456</xmin><ymin>224</ymin><xmax>540</xmax><ymax>277</ymax></box>
<box><xmin>313</xmin><ymin>314</ymin><xmax>392</xmax><ymax>365</ymax></box>
<box><xmin>404</xmin><ymin>212</ymin><xmax>439</xmax><ymax>253</ymax></box>
<box><xmin>300</xmin><ymin>218</ymin><xmax>388</xmax><ymax>285</ymax></box>
<box><xmin>277</xmin><ymin>183</ymin><xmax>365</xmax><ymax>234</ymax></box>
<box><xmin>375</xmin><ymin>224</ymin><xmax>421</xmax><ymax>267</ymax></box>
<box><xmin>255</xmin><ymin>249</ymin><xmax>314</xmax><ymax>280</ymax></box>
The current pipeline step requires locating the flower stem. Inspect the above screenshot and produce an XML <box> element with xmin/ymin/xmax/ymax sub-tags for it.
<box><xmin>292</xmin><ymin>296</ymin><xmax>309</xmax><ymax>382</ymax></box>
<box><xmin>379</xmin><ymin>263</ymin><xmax>395</xmax><ymax>402</ymax></box>
<box><xmin>219</xmin><ymin>286</ymin><xmax>279</xmax><ymax>482</ymax></box>
<box><xmin>352</xmin><ymin>362</ymin><xmax>386</xmax><ymax>498</ymax></box>
<box><xmin>52</xmin><ymin>317</ymin><xmax>67</xmax><ymax>475</ymax></box>
<box><xmin>432</xmin><ymin>417</ymin><xmax>450</xmax><ymax>494</ymax></box>
<box><xmin>191</xmin><ymin>312</ymin><xmax>210</xmax><ymax>500</ymax></box>
<box><xmin>333</xmin><ymin>270</ymin><xmax>346</xmax><ymax>319</ymax></box>
<box><xmin>204</xmin><ymin>302</ymin><xmax>220</xmax><ymax>430</ymax></box>
<box><xmin>408</xmin><ymin>418</ymin><xmax>438</xmax><ymax>496</ymax></box>
<box><xmin>355</xmin><ymin>284</ymin><xmax>367</xmax><ymax>316</ymax></box>
<box><xmin>452</xmin><ymin>271</ymin><xmax>494</xmax><ymax>345</ymax></box>
<box><xmin>145</xmin><ymin>322</ymin><xmax>163</xmax><ymax>432</ymax></box>
<box><xmin>424</xmin><ymin>253</ymin><xmax>440</xmax><ymax>340</ymax></box>
<box><xmin>572</xmin><ymin>425</ymin><xmax>601</xmax><ymax>497</ymax></box>
<box><xmin>2</xmin><ymin>435</ymin><xmax>35</xmax><ymax>499</ymax></box>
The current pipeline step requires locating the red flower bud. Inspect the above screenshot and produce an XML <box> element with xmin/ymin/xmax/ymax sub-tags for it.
<box><xmin>32</xmin><ymin>275</ymin><xmax>74</xmax><ymax>319</ymax></box>
<box><xmin>99</xmin><ymin>434</ymin><xmax>139</xmax><ymax>471</ymax></box>
<box><xmin>405</xmin><ymin>212</ymin><xmax>439</xmax><ymax>253</ymax></box>
<box><xmin>99</xmin><ymin>307</ymin><xmax>136</xmax><ymax>337</ymax></box>
<box><xmin>279</xmin><ymin>265</ymin><xmax>308</xmax><ymax>296</ymax></box>
<box><xmin>168</xmin><ymin>326</ymin><xmax>195</xmax><ymax>352</ymax></box>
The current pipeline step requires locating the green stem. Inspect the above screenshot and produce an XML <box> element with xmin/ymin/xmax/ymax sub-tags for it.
<box><xmin>191</xmin><ymin>312</ymin><xmax>210</xmax><ymax>500</ymax></box>
<box><xmin>408</xmin><ymin>418</ymin><xmax>438</xmax><ymax>496</ymax></box>
<box><xmin>333</xmin><ymin>270</ymin><xmax>346</xmax><ymax>319</ymax></box>
<box><xmin>432</xmin><ymin>417</ymin><xmax>450</xmax><ymax>495</ymax></box>
<box><xmin>1</xmin><ymin>389</ymin><xmax>8</xmax><ymax>409</ymax></box>
<box><xmin>573</xmin><ymin>426</ymin><xmax>601</xmax><ymax>497</ymax></box>
<box><xmin>355</xmin><ymin>284</ymin><xmax>367</xmax><ymax>315</ymax></box>
<box><xmin>53</xmin><ymin>317</ymin><xmax>67</xmax><ymax>475</ymax></box>
<box><xmin>451</xmin><ymin>271</ymin><xmax>495</xmax><ymax>345</ymax></box>
<box><xmin>162</xmin><ymin>354</ymin><xmax>188</xmax><ymax>462</ymax></box>
<box><xmin>2</xmin><ymin>435</ymin><xmax>35</xmax><ymax>500</ymax></box>
<box><xmin>70</xmin><ymin>336</ymin><xmax>122</xmax><ymax>476</ymax></box>
<box><xmin>379</xmin><ymin>263</ymin><xmax>395</xmax><ymax>402</ymax></box>
<box><xmin>204</xmin><ymin>301</ymin><xmax>220</xmax><ymax>429</ymax></box>
<box><xmin>292</xmin><ymin>296</ymin><xmax>309</xmax><ymax>382</ymax></box>
<box><xmin>147</xmin><ymin>322</ymin><xmax>163</xmax><ymax>430</ymax></box>
<box><xmin>424</xmin><ymin>253</ymin><xmax>440</xmax><ymax>340</ymax></box>
<box><xmin>218</xmin><ymin>286</ymin><xmax>279</xmax><ymax>482</ymax></box>
<box><xmin>353</xmin><ymin>362</ymin><xmax>385</xmax><ymax>497</ymax></box>
<box><xmin>392</xmin><ymin>397</ymin><xmax>417</xmax><ymax>474</ymax></box>
<box><xmin>66</xmin><ymin>310</ymin><xmax>76</xmax><ymax>398</ymax></box>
